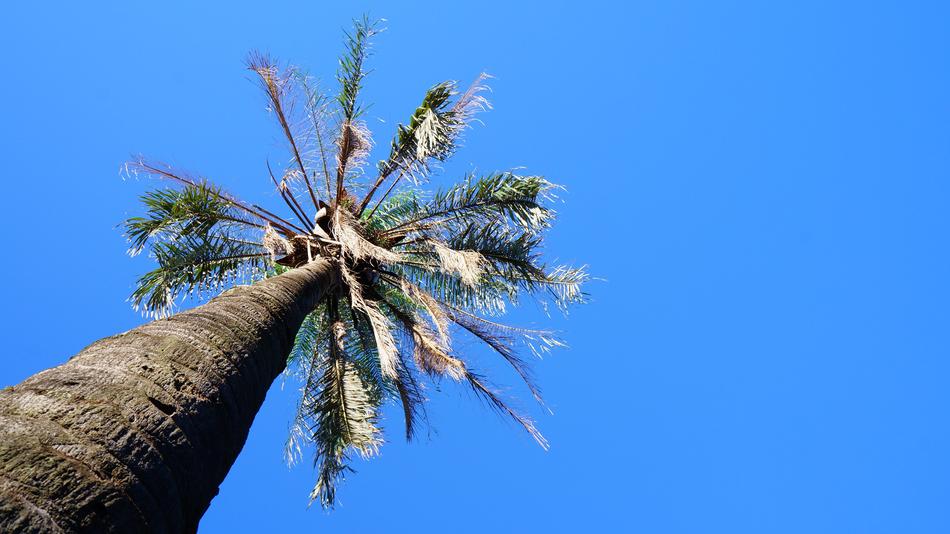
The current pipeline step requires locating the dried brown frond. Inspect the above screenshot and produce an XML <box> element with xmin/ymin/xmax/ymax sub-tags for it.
<box><xmin>262</xmin><ymin>224</ymin><xmax>295</xmax><ymax>260</ymax></box>
<box><xmin>248</xmin><ymin>52</ymin><xmax>320</xmax><ymax>211</ymax></box>
<box><xmin>431</xmin><ymin>240</ymin><xmax>485</xmax><ymax>286</ymax></box>
<box><xmin>400</xmin><ymin>278</ymin><xmax>450</xmax><ymax>346</ymax></box>
<box><xmin>335</xmin><ymin>212</ymin><xmax>401</xmax><ymax>264</ymax></box>
<box><xmin>382</xmin><ymin>298</ymin><xmax>465</xmax><ymax>380</ymax></box>
<box><xmin>411</xmin><ymin>322</ymin><xmax>466</xmax><ymax>380</ymax></box>
<box><xmin>296</xmin><ymin>75</ymin><xmax>337</xmax><ymax>197</ymax></box>
<box><xmin>452</xmin><ymin>72</ymin><xmax>493</xmax><ymax>126</ymax></box>
<box><xmin>337</xmin><ymin>120</ymin><xmax>372</xmax><ymax>172</ymax></box>
<box><xmin>266</xmin><ymin>160</ymin><xmax>312</xmax><ymax>229</ymax></box>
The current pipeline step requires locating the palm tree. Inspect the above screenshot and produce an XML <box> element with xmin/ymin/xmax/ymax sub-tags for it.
<box><xmin>0</xmin><ymin>17</ymin><xmax>586</xmax><ymax>533</ymax></box>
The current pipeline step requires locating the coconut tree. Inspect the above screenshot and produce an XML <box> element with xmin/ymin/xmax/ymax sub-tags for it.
<box><xmin>0</xmin><ymin>17</ymin><xmax>586</xmax><ymax>533</ymax></box>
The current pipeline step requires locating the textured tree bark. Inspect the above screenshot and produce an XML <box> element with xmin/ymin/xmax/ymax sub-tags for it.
<box><xmin>0</xmin><ymin>259</ymin><xmax>336</xmax><ymax>533</ymax></box>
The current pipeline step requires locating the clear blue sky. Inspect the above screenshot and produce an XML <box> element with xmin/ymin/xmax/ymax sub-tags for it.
<box><xmin>2</xmin><ymin>1</ymin><xmax>949</xmax><ymax>532</ymax></box>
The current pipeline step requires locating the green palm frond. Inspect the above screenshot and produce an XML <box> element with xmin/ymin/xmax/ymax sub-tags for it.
<box><xmin>442</xmin><ymin>307</ymin><xmax>545</xmax><ymax>406</ymax></box>
<box><xmin>286</xmin><ymin>301</ymin><xmax>384</xmax><ymax>509</ymax></box>
<box><xmin>124</xmin><ymin>182</ymin><xmax>260</xmax><ymax>255</ymax></box>
<box><xmin>287</xmin><ymin>306</ymin><xmax>328</xmax><ymax>368</ymax></box>
<box><xmin>332</xmin><ymin>17</ymin><xmax>382</xmax><ymax>208</ymax></box>
<box><xmin>350</xmin><ymin>281</ymin><xmax>428</xmax><ymax>440</ymax></box>
<box><xmin>377</xmin><ymin>173</ymin><xmax>556</xmax><ymax>240</ymax></box>
<box><xmin>285</xmin><ymin>308</ymin><xmax>329</xmax><ymax>465</ymax></box>
<box><xmin>337</xmin><ymin>16</ymin><xmax>380</xmax><ymax>122</ymax></box>
<box><xmin>510</xmin><ymin>264</ymin><xmax>590</xmax><ymax>313</ymax></box>
<box><xmin>124</xmin><ymin>16</ymin><xmax>588</xmax><ymax>510</ymax></box>
<box><xmin>464</xmin><ymin>372</ymin><xmax>548</xmax><ymax>449</ymax></box>
<box><xmin>358</xmin><ymin>73</ymin><xmax>491</xmax><ymax>217</ymax></box>
<box><xmin>130</xmin><ymin>234</ymin><xmax>267</xmax><ymax>318</ymax></box>
<box><xmin>386</xmin><ymin>264</ymin><xmax>511</xmax><ymax>316</ymax></box>
<box><xmin>441</xmin><ymin>221</ymin><xmax>588</xmax><ymax>311</ymax></box>
<box><xmin>362</xmin><ymin>189</ymin><xmax>421</xmax><ymax>232</ymax></box>
<box><xmin>440</xmin><ymin>302</ymin><xmax>566</xmax><ymax>356</ymax></box>
<box><xmin>309</xmin><ymin>322</ymin><xmax>382</xmax><ymax>508</ymax></box>
<box><xmin>392</xmin><ymin>349</ymin><xmax>426</xmax><ymax>441</ymax></box>
<box><xmin>375</xmin><ymin>81</ymin><xmax>456</xmax><ymax>182</ymax></box>
<box><xmin>124</xmin><ymin>181</ymin><xmax>273</xmax><ymax>317</ymax></box>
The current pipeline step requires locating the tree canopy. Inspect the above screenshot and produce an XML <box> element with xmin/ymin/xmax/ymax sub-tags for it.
<box><xmin>124</xmin><ymin>16</ymin><xmax>587</xmax><ymax>508</ymax></box>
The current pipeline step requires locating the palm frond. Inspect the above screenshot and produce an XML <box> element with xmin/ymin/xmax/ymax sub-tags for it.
<box><xmin>359</xmin><ymin>73</ymin><xmax>492</xmax><ymax>217</ymax></box>
<box><xmin>378</xmin><ymin>173</ymin><xmax>557</xmax><ymax>238</ymax></box>
<box><xmin>393</xmin><ymin>350</ymin><xmax>426</xmax><ymax>441</ymax></box>
<box><xmin>340</xmin><ymin>265</ymin><xmax>400</xmax><ymax>380</ymax></box>
<box><xmin>125</xmin><ymin>159</ymin><xmax>305</xmax><ymax>235</ymax></box>
<box><xmin>385</xmin><ymin>264</ymin><xmax>511</xmax><ymax>316</ymax></box>
<box><xmin>247</xmin><ymin>52</ymin><xmax>320</xmax><ymax>212</ymax></box>
<box><xmin>333</xmin><ymin>16</ymin><xmax>381</xmax><ymax>204</ymax></box>
<box><xmin>446</xmin><ymin>222</ymin><xmax>541</xmax><ymax>275</ymax></box>
<box><xmin>262</xmin><ymin>224</ymin><xmax>295</xmax><ymax>260</ymax></box>
<box><xmin>266</xmin><ymin>160</ymin><xmax>313</xmax><ymax>230</ymax></box>
<box><xmin>429</xmin><ymin>240</ymin><xmax>485</xmax><ymax>287</ymax></box>
<box><xmin>347</xmin><ymin>292</ymin><xmax>427</xmax><ymax>440</ymax></box>
<box><xmin>363</xmin><ymin>189</ymin><xmax>421</xmax><ymax>231</ymax></box>
<box><xmin>295</xmin><ymin>74</ymin><xmax>337</xmax><ymax>198</ymax></box>
<box><xmin>335</xmin><ymin>119</ymin><xmax>373</xmax><ymax>188</ymax></box>
<box><xmin>444</xmin><ymin>221</ymin><xmax>590</xmax><ymax>311</ymax></box>
<box><xmin>124</xmin><ymin>182</ymin><xmax>260</xmax><ymax>256</ymax></box>
<box><xmin>337</xmin><ymin>16</ymin><xmax>380</xmax><ymax>122</ymax></box>
<box><xmin>288</xmin><ymin>306</ymin><xmax>328</xmax><ymax>367</ymax></box>
<box><xmin>440</xmin><ymin>302</ymin><xmax>566</xmax><ymax>356</ymax></box>
<box><xmin>395</xmin><ymin>277</ymin><xmax>451</xmax><ymax>345</ymax></box>
<box><xmin>336</xmin><ymin>211</ymin><xmax>401</xmax><ymax>264</ymax></box>
<box><xmin>441</xmin><ymin>305</ymin><xmax>545</xmax><ymax>406</ymax></box>
<box><xmin>465</xmin><ymin>373</ymin><xmax>548</xmax><ymax>449</ymax></box>
<box><xmin>378</xmin><ymin>292</ymin><xmax>544</xmax><ymax>447</ymax></box>
<box><xmin>400</xmin><ymin>312</ymin><xmax>467</xmax><ymax>380</ymax></box>
<box><xmin>452</xmin><ymin>72</ymin><xmax>492</xmax><ymax>125</ymax></box>
<box><xmin>386</xmin><ymin>271</ymin><xmax>557</xmax><ymax>407</ymax></box>
<box><xmin>342</xmin><ymin>302</ymin><xmax>390</xmax><ymax>404</ymax></box>
<box><xmin>298</xmin><ymin>298</ymin><xmax>385</xmax><ymax>509</ymax></box>
<box><xmin>376</xmin><ymin>81</ymin><xmax>456</xmax><ymax>181</ymax></box>
<box><xmin>130</xmin><ymin>235</ymin><xmax>267</xmax><ymax>318</ymax></box>
<box><xmin>285</xmin><ymin>308</ymin><xmax>329</xmax><ymax>465</ymax></box>
<box><xmin>309</xmin><ymin>326</ymin><xmax>382</xmax><ymax>508</ymax></box>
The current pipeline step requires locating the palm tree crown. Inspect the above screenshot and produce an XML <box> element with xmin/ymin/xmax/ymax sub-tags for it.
<box><xmin>124</xmin><ymin>17</ymin><xmax>587</xmax><ymax>508</ymax></box>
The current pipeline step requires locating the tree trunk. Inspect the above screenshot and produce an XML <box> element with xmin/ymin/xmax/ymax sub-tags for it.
<box><xmin>0</xmin><ymin>259</ymin><xmax>336</xmax><ymax>533</ymax></box>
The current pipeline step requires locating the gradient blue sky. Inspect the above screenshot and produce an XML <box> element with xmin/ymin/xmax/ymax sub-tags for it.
<box><xmin>2</xmin><ymin>1</ymin><xmax>949</xmax><ymax>532</ymax></box>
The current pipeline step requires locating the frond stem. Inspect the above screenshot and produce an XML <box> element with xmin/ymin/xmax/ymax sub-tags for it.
<box><xmin>362</xmin><ymin>171</ymin><xmax>404</xmax><ymax>221</ymax></box>
<box><xmin>267</xmin><ymin>160</ymin><xmax>315</xmax><ymax>231</ymax></box>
